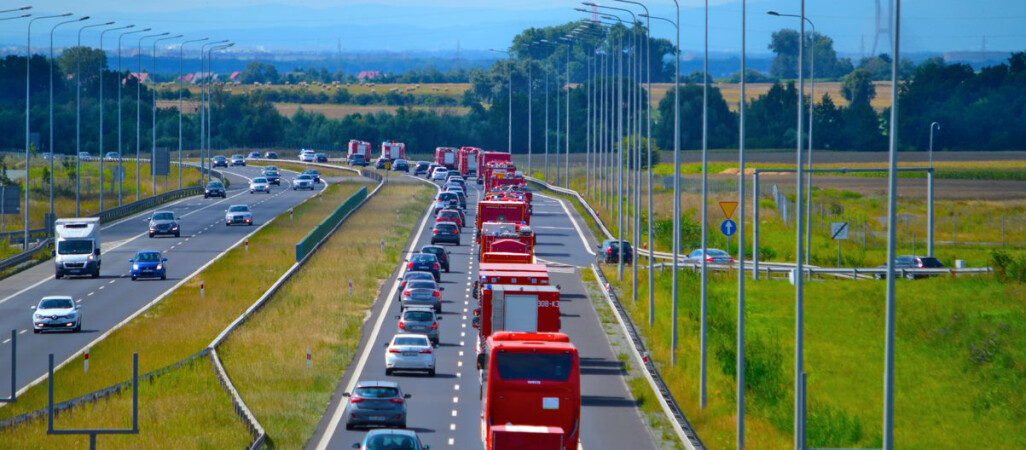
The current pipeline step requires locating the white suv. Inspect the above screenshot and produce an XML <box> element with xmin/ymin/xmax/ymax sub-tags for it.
<box><xmin>299</xmin><ymin>149</ymin><xmax>316</xmax><ymax>162</ymax></box>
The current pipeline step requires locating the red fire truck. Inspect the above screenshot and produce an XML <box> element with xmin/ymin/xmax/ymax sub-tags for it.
<box><xmin>435</xmin><ymin>147</ymin><xmax>458</xmax><ymax>169</ymax></box>
<box><xmin>458</xmin><ymin>146</ymin><xmax>482</xmax><ymax>177</ymax></box>
<box><xmin>380</xmin><ymin>140</ymin><xmax>406</xmax><ymax>161</ymax></box>
<box><xmin>476</xmin><ymin>151</ymin><xmax>512</xmax><ymax>184</ymax></box>
<box><xmin>480</xmin><ymin>332</ymin><xmax>581</xmax><ymax>450</ymax></box>
<box><xmin>476</xmin><ymin>201</ymin><xmax>530</xmax><ymax>238</ymax></box>
<box><xmin>347</xmin><ymin>139</ymin><xmax>372</xmax><ymax>165</ymax></box>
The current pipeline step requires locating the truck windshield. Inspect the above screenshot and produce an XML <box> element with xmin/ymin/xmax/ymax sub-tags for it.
<box><xmin>58</xmin><ymin>240</ymin><xmax>93</xmax><ymax>255</ymax></box>
<box><xmin>496</xmin><ymin>352</ymin><xmax>573</xmax><ymax>381</ymax></box>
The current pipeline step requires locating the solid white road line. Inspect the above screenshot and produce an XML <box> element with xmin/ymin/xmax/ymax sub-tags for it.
<box><xmin>538</xmin><ymin>193</ymin><xmax>596</xmax><ymax>256</ymax></box>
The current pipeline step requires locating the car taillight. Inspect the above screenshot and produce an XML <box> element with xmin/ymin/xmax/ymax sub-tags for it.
<box><xmin>404</xmin><ymin>290</ymin><xmax>411</xmax><ymax>296</ymax></box>
<box><xmin>433</xmin><ymin>229</ymin><xmax>439</xmax><ymax>234</ymax></box>
<box><xmin>433</xmin><ymin>291</ymin><xmax>441</xmax><ymax>298</ymax></box>
<box><xmin>434</xmin><ymin>263</ymin><xmax>440</xmax><ymax>269</ymax></box>
<box><xmin>350</xmin><ymin>396</ymin><xmax>365</xmax><ymax>403</ymax></box>
<box><xmin>419</xmin><ymin>348</ymin><xmax>433</xmax><ymax>354</ymax></box>
<box><xmin>388</xmin><ymin>347</ymin><xmax>402</xmax><ymax>353</ymax></box>
<box><xmin>389</xmin><ymin>398</ymin><xmax>405</xmax><ymax>405</ymax></box>
<box><xmin>706</xmin><ymin>256</ymin><xmax>715</xmax><ymax>262</ymax></box>
<box><xmin>917</xmin><ymin>262</ymin><xmax>924</xmax><ymax>268</ymax></box>
<box><xmin>408</xmin><ymin>262</ymin><xmax>414</xmax><ymax>269</ymax></box>
<box><xmin>431</xmin><ymin>322</ymin><xmax>438</xmax><ymax>330</ymax></box>
<box><xmin>399</xmin><ymin>320</ymin><xmax>405</xmax><ymax>330</ymax></box>
<box><xmin>607</xmin><ymin>248</ymin><xmax>613</xmax><ymax>255</ymax></box>
<box><xmin>454</xmin><ymin>229</ymin><xmax>459</xmax><ymax>234</ymax></box>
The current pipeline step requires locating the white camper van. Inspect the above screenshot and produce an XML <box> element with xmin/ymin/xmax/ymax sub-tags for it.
<box><xmin>54</xmin><ymin>218</ymin><xmax>101</xmax><ymax>279</ymax></box>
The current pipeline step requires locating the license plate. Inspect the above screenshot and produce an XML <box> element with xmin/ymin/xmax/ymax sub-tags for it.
<box><xmin>369</xmin><ymin>416</ymin><xmax>386</xmax><ymax>421</ymax></box>
<box><xmin>403</xmin><ymin>352</ymin><xmax>418</xmax><ymax>357</ymax></box>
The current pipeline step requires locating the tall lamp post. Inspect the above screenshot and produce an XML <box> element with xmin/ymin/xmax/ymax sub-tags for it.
<box><xmin>137</xmin><ymin>32</ymin><xmax>168</xmax><ymax>200</ymax></box>
<box><xmin>179</xmin><ymin>38</ymin><xmax>209</xmax><ymax>189</ymax></box>
<box><xmin>488</xmin><ymin>48</ymin><xmax>513</xmax><ymax>155</ymax></box>
<box><xmin>199</xmin><ymin>40</ymin><xmax>229</xmax><ymax>186</ymax></box>
<box><xmin>768</xmin><ymin>10</ymin><xmax>816</xmax><ymax>265</ymax></box>
<box><xmin>76</xmin><ymin>21</ymin><xmax>114</xmax><ymax>217</ymax></box>
<box><xmin>152</xmin><ymin>34</ymin><xmax>183</xmax><ymax>195</ymax></box>
<box><xmin>883</xmin><ymin>2</ymin><xmax>903</xmax><ymax>448</ymax></box>
<box><xmin>205</xmin><ymin>42</ymin><xmax>234</xmax><ymax>185</ymax></box>
<box><xmin>928</xmin><ymin>121</ymin><xmax>939</xmax><ymax>256</ymax></box>
<box><xmin>98</xmin><ymin>24</ymin><xmax>134</xmax><ymax>212</ymax></box>
<box><xmin>50</xmin><ymin>16</ymin><xmax>90</xmax><ymax>219</ymax></box>
<box><xmin>117</xmin><ymin>27</ymin><xmax>150</xmax><ymax>206</ymax></box>
<box><xmin>642</xmin><ymin>5</ymin><xmax>680</xmax><ymax>366</ymax></box>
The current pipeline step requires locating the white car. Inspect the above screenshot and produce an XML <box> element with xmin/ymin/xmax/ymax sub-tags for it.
<box><xmin>293</xmin><ymin>174</ymin><xmax>315</xmax><ymax>190</ymax></box>
<box><xmin>249</xmin><ymin>177</ymin><xmax>271</xmax><ymax>194</ymax></box>
<box><xmin>78</xmin><ymin>152</ymin><xmax>93</xmax><ymax>161</ymax></box>
<box><xmin>32</xmin><ymin>296</ymin><xmax>81</xmax><ymax>333</ymax></box>
<box><xmin>299</xmin><ymin>150</ymin><xmax>317</xmax><ymax>162</ymax></box>
<box><xmin>225</xmin><ymin>204</ymin><xmax>253</xmax><ymax>226</ymax></box>
<box><xmin>431</xmin><ymin>167</ymin><xmax>448</xmax><ymax>181</ymax></box>
<box><xmin>384</xmin><ymin>333</ymin><xmax>435</xmax><ymax>376</ymax></box>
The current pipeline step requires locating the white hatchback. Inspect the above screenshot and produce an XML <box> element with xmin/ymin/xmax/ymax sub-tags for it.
<box><xmin>384</xmin><ymin>333</ymin><xmax>435</xmax><ymax>376</ymax></box>
<box><xmin>431</xmin><ymin>167</ymin><xmax>448</xmax><ymax>181</ymax></box>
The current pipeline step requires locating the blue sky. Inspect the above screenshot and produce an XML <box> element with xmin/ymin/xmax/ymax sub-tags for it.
<box><xmin>2</xmin><ymin>0</ymin><xmax>1024</xmax><ymax>56</ymax></box>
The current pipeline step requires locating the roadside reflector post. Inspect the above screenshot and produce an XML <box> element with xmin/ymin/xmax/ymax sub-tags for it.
<box><xmin>84</xmin><ymin>349</ymin><xmax>89</xmax><ymax>373</ymax></box>
<box><xmin>381</xmin><ymin>239</ymin><xmax>386</xmax><ymax>253</ymax></box>
<box><xmin>245</xmin><ymin>239</ymin><xmax>249</xmax><ymax>252</ymax></box>
<box><xmin>200</xmin><ymin>280</ymin><xmax>205</xmax><ymax>298</ymax></box>
<box><xmin>289</xmin><ymin>208</ymin><xmax>294</xmax><ymax>221</ymax></box>
<box><xmin>307</xmin><ymin>349</ymin><xmax>312</xmax><ymax>368</ymax></box>
<box><xmin>348</xmin><ymin>279</ymin><xmax>353</xmax><ymax>295</ymax></box>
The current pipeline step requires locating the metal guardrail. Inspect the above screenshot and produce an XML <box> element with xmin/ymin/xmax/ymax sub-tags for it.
<box><xmin>296</xmin><ymin>187</ymin><xmax>368</xmax><ymax>261</ymax></box>
<box><xmin>0</xmin><ymin>238</ymin><xmax>53</xmax><ymax>273</ymax></box>
<box><xmin>591</xmin><ymin>265</ymin><xmax>704</xmax><ymax>450</ymax></box>
<box><xmin>0</xmin><ymin>228</ymin><xmax>47</xmax><ymax>244</ymax></box>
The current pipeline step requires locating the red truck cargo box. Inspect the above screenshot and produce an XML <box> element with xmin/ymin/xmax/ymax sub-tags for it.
<box><xmin>491</xmin><ymin>425</ymin><xmax>565</xmax><ymax>450</ymax></box>
<box><xmin>490</xmin><ymin>238</ymin><xmax>529</xmax><ymax>255</ymax></box>
<box><xmin>477</xmin><ymin>284</ymin><xmax>560</xmax><ymax>340</ymax></box>
<box><xmin>481</xmin><ymin>252</ymin><xmax>534</xmax><ymax>264</ymax></box>
<box><xmin>476</xmin><ymin>201</ymin><xmax>529</xmax><ymax>232</ymax></box>
<box><xmin>479</xmin><ymin>263</ymin><xmax>548</xmax><ymax>273</ymax></box>
<box><xmin>478</xmin><ymin>270</ymin><xmax>550</xmax><ymax>286</ymax></box>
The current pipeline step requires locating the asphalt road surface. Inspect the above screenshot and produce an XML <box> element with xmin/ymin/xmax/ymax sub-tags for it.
<box><xmin>0</xmin><ymin>164</ymin><xmax>326</xmax><ymax>398</ymax></box>
<box><xmin>309</xmin><ymin>175</ymin><xmax>658</xmax><ymax>450</ymax></box>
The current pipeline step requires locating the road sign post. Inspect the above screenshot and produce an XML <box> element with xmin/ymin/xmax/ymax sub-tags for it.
<box><xmin>831</xmin><ymin>222</ymin><xmax>849</xmax><ymax>267</ymax></box>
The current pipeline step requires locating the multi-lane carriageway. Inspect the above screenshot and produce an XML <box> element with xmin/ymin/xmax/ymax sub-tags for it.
<box><xmin>311</xmin><ymin>175</ymin><xmax>660</xmax><ymax>450</ymax></box>
<box><xmin>0</xmin><ymin>164</ymin><xmax>324</xmax><ymax>398</ymax></box>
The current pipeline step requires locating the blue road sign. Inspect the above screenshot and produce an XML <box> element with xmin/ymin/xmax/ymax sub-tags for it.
<box><xmin>721</xmin><ymin>219</ymin><xmax>737</xmax><ymax>236</ymax></box>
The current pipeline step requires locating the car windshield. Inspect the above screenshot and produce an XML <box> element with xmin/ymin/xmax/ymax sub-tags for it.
<box><xmin>57</xmin><ymin>240</ymin><xmax>93</xmax><ymax>255</ymax></box>
<box><xmin>403</xmin><ymin>311</ymin><xmax>434</xmax><ymax>321</ymax></box>
<box><xmin>496</xmin><ymin>352</ymin><xmax>573</xmax><ymax>381</ymax></box>
<box><xmin>305</xmin><ymin>170</ymin><xmax>319</xmax><ymax>175</ymax></box>
<box><xmin>422</xmin><ymin>247</ymin><xmax>444</xmax><ymax>256</ymax></box>
<box><xmin>253</xmin><ymin>178</ymin><xmax>267</xmax><ymax>183</ymax></box>
<box><xmin>436</xmin><ymin>223</ymin><xmax>456</xmax><ymax>231</ymax></box>
<box><xmin>354</xmin><ymin>386</ymin><xmax>399</xmax><ymax>398</ymax></box>
<box><xmin>407</xmin><ymin>281</ymin><xmax>437</xmax><ymax>290</ymax></box>
<box><xmin>366</xmin><ymin>434</ymin><xmax>418</xmax><ymax>449</ymax></box>
<box><xmin>394</xmin><ymin>336</ymin><xmax>430</xmax><ymax>347</ymax></box>
<box><xmin>412</xmin><ymin>254</ymin><xmax>437</xmax><ymax>263</ymax></box>
<box><xmin>229</xmin><ymin>206</ymin><xmax>249</xmax><ymax>212</ymax></box>
<box><xmin>438</xmin><ymin>193</ymin><xmax>456</xmax><ymax>200</ymax></box>
<box><xmin>135</xmin><ymin>252</ymin><xmax>161</xmax><ymax>262</ymax></box>
<box><xmin>405</xmin><ymin>272</ymin><xmax>433</xmax><ymax>280</ymax></box>
<box><xmin>152</xmin><ymin>212</ymin><xmax>174</xmax><ymax>221</ymax></box>
<box><xmin>707</xmin><ymin>249</ymin><xmax>728</xmax><ymax>257</ymax></box>
<box><xmin>920</xmin><ymin>257</ymin><xmax>944</xmax><ymax>268</ymax></box>
<box><xmin>439</xmin><ymin>212</ymin><xmax>458</xmax><ymax>219</ymax></box>
<box><xmin>39</xmin><ymin>298</ymin><xmax>74</xmax><ymax>309</ymax></box>
<box><xmin>207</xmin><ymin>182</ymin><xmax>223</xmax><ymax>189</ymax></box>
<box><xmin>214</xmin><ymin>156</ymin><xmax>225</xmax><ymax>161</ymax></box>
<box><xmin>266</xmin><ymin>171</ymin><xmax>279</xmax><ymax>176</ymax></box>
<box><xmin>297</xmin><ymin>175</ymin><xmax>312</xmax><ymax>180</ymax></box>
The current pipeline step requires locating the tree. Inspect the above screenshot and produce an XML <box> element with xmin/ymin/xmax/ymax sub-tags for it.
<box><xmin>841</xmin><ymin>69</ymin><xmax>876</xmax><ymax>106</ymax></box>
<box><xmin>770</xmin><ymin>29</ymin><xmax>852</xmax><ymax>79</ymax></box>
<box><xmin>57</xmin><ymin>47</ymin><xmax>107</xmax><ymax>84</ymax></box>
<box><xmin>769</xmin><ymin>29</ymin><xmax>801</xmax><ymax>79</ymax></box>
<box><xmin>239</xmin><ymin>61</ymin><xmax>280</xmax><ymax>85</ymax></box>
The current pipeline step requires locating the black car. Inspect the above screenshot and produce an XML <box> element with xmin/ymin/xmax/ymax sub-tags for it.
<box><xmin>204</xmin><ymin>181</ymin><xmax>226</xmax><ymax>198</ymax></box>
<box><xmin>414</xmin><ymin>161</ymin><xmax>431</xmax><ymax>175</ymax></box>
<box><xmin>375</xmin><ymin>157</ymin><xmax>389</xmax><ymax>169</ymax></box>
<box><xmin>303</xmin><ymin>169</ymin><xmax>322</xmax><ymax>183</ymax></box>
<box><xmin>876</xmin><ymin>255</ymin><xmax>945</xmax><ymax>280</ymax></box>
<box><xmin>263</xmin><ymin>170</ymin><xmax>281</xmax><ymax>185</ymax></box>
<box><xmin>315</xmin><ymin>153</ymin><xmax>328</xmax><ymax>163</ymax></box>
<box><xmin>420</xmin><ymin>245</ymin><xmax>451</xmax><ymax>272</ymax></box>
<box><xmin>212</xmin><ymin>156</ymin><xmax>228</xmax><ymax>168</ymax></box>
<box><xmin>431</xmin><ymin>222</ymin><xmax>460</xmax><ymax>245</ymax></box>
<box><xmin>392</xmin><ymin>159</ymin><xmax>410</xmax><ymax>172</ymax></box>
<box><xmin>407</xmin><ymin>253</ymin><xmax>442</xmax><ymax>281</ymax></box>
<box><xmin>264</xmin><ymin>151</ymin><xmax>279</xmax><ymax>159</ymax></box>
<box><xmin>351</xmin><ymin>155</ymin><xmax>369</xmax><ymax>167</ymax></box>
<box><xmin>599</xmin><ymin>239</ymin><xmax>634</xmax><ymax>264</ymax></box>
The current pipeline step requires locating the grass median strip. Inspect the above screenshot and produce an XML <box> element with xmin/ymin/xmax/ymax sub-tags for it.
<box><xmin>0</xmin><ymin>181</ymin><xmax>368</xmax><ymax>448</ymax></box>
<box><xmin>219</xmin><ymin>182</ymin><xmax>433</xmax><ymax>449</ymax></box>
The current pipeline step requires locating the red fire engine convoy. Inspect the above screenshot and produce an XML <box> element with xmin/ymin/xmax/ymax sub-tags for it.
<box><xmin>380</xmin><ymin>140</ymin><xmax>406</xmax><ymax>161</ymax></box>
<box><xmin>468</xmin><ymin>156</ymin><xmax>581</xmax><ymax>450</ymax></box>
<box><xmin>346</xmin><ymin>139</ymin><xmax>372</xmax><ymax>165</ymax></box>
<box><xmin>458</xmin><ymin>146</ymin><xmax>482</xmax><ymax>177</ymax></box>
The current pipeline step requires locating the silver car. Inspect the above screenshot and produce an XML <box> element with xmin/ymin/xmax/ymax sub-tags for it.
<box><xmin>293</xmin><ymin>174</ymin><xmax>315</xmax><ymax>190</ymax></box>
<box><xmin>32</xmin><ymin>296</ymin><xmax>81</xmax><ymax>333</ymax></box>
<box><xmin>385</xmin><ymin>333</ymin><xmax>436</xmax><ymax>376</ymax></box>
<box><xmin>401</xmin><ymin>280</ymin><xmax>443</xmax><ymax>313</ymax></box>
<box><xmin>396</xmin><ymin>306</ymin><xmax>441</xmax><ymax>346</ymax></box>
<box><xmin>682</xmin><ymin>248</ymin><xmax>734</xmax><ymax>265</ymax></box>
<box><xmin>249</xmin><ymin>177</ymin><xmax>271</xmax><ymax>194</ymax></box>
<box><xmin>225</xmin><ymin>204</ymin><xmax>253</xmax><ymax>226</ymax></box>
<box><xmin>343</xmin><ymin>381</ymin><xmax>411</xmax><ymax>430</ymax></box>
<box><xmin>148</xmin><ymin>210</ymin><xmax>180</xmax><ymax>238</ymax></box>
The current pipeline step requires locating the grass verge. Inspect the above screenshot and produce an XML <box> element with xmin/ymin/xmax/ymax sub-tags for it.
<box><xmin>218</xmin><ymin>182</ymin><xmax>433</xmax><ymax>448</ymax></box>
<box><xmin>0</xmin><ymin>181</ymin><xmax>368</xmax><ymax>448</ymax></box>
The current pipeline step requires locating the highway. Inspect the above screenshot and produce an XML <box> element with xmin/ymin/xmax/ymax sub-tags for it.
<box><xmin>0</xmin><ymin>163</ymin><xmax>325</xmax><ymax>398</ymax></box>
<box><xmin>310</xmin><ymin>175</ymin><xmax>658</xmax><ymax>449</ymax></box>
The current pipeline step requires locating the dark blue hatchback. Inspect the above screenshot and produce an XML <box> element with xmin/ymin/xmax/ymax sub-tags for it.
<box><xmin>130</xmin><ymin>250</ymin><xmax>167</xmax><ymax>281</ymax></box>
<box><xmin>406</xmin><ymin>253</ymin><xmax>441</xmax><ymax>281</ymax></box>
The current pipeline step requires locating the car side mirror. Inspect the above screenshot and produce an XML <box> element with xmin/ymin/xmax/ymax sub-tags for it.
<box><xmin>75</xmin><ymin>305</ymin><xmax>81</xmax><ymax>310</ymax></box>
<box><xmin>352</xmin><ymin>444</ymin><xmax>360</xmax><ymax>449</ymax></box>
<box><xmin>436</xmin><ymin>316</ymin><xmax>443</xmax><ymax>320</ymax></box>
<box><xmin>342</xmin><ymin>392</ymin><xmax>350</xmax><ymax>397</ymax></box>
<box><xmin>439</xmin><ymin>287</ymin><xmax>445</xmax><ymax>291</ymax></box>
<box><xmin>403</xmin><ymin>393</ymin><xmax>412</xmax><ymax>399</ymax></box>
<box><xmin>94</xmin><ymin>249</ymin><xmax>101</xmax><ymax>256</ymax></box>
<box><xmin>51</xmin><ymin>250</ymin><xmax>56</xmax><ymax>257</ymax></box>
<box><xmin>382</xmin><ymin>342</ymin><xmax>389</xmax><ymax>348</ymax></box>
<box><xmin>129</xmin><ymin>259</ymin><xmax>134</xmax><ymax>263</ymax></box>
<box><xmin>394</xmin><ymin>315</ymin><xmax>400</xmax><ymax>320</ymax></box>
<box><xmin>162</xmin><ymin>258</ymin><xmax>168</xmax><ymax>262</ymax></box>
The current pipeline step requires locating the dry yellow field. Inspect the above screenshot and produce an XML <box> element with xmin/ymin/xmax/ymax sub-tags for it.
<box><xmin>648</xmin><ymin>81</ymin><xmax>894</xmax><ymax>112</ymax></box>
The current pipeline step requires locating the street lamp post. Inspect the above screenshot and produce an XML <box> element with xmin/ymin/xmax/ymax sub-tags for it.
<box><xmin>50</xmin><ymin>16</ymin><xmax>90</xmax><ymax>220</ymax></box>
<box><xmin>199</xmin><ymin>40</ymin><xmax>228</xmax><ymax>187</ymax></box>
<box><xmin>883</xmin><ymin>3</ymin><xmax>903</xmax><ymax>448</ymax></box>
<box><xmin>205</xmin><ymin>43</ymin><xmax>234</xmax><ymax>185</ymax></box>
<box><xmin>179</xmin><ymin>38</ymin><xmax>209</xmax><ymax>189</ymax></box>
<box><xmin>152</xmin><ymin>34</ymin><xmax>183</xmax><ymax>196</ymax></box>
<box><xmin>768</xmin><ymin>10</ymin><xmax>817</xmax><ymax>265</ymax></box>
<box><xmin>77</xmin><ymin>21</ymin><xmax>114</xmax><ymax>217</ymax></box>
<box><xmin>138</xmin><ymin>32</ymin><xmax>169</xmax><ymax>201</ymax></box>
<box><xmin>928</xmin><ymin>121</ymin><xmax>939</xmax><ymax>256</ymax></box>
<box><xmin>118</xmin><ymin>28</ymin><xmax>150</xmax><ymax>206</ymax></box>
<box><xmin>98</xmin><ymin>25</ymin><xmax>134</xmax><ymax>212</ymax></box>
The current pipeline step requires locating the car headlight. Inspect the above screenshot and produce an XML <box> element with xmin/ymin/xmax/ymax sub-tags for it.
<box><xmin>156</xmin><ymin>264</ymin><xmax>163</xmax><ymax>270</ymax></box>
<box><xmin>33</xmin><ymin>314</ymin><xmax>43</xmax><ymax>320</ymax></box>
<box><xmin>171</xmin><ymin>226</ymin><xmax>179</xmax><ymax>230</ymax></box>
<box><xmin>133</xmin><ymin>264</ymin><xmax>140</xmax><ymax>270</ymax></box>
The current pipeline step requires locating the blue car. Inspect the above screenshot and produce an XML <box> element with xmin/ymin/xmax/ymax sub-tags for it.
<box><xmin>130</xmin><ymin>250</ymin><xmax>167</xmax><ymax>281</ymax></box>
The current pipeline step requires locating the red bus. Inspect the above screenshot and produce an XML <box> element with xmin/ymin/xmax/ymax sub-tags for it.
<box><xmin>481</xmin><ymin>332</ymin><xmax>580</xmax><ymax>450</ymax></box>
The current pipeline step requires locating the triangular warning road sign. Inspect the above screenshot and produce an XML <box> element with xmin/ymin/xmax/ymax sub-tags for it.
<box><xmin>719</xmin><ymin>201</ymin><xmax>738</xmax><ymax>219</ymax></box>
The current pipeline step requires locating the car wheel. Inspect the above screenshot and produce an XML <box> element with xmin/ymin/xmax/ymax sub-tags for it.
<box><xmin>74</xmin><ymin>323</ymin><xmax>81</xmax><ymax>332</ymax></box>
<box><xmin>92</xmin><ymin>270</ymin><xmax>99</xmax><ymax>279</ymax></box>
<box><xmin>345</xmin><ymin>423</ymin><xmax>354</xmax><ymax>431</ymax></box>
<box><xmin>131</xmin><ymin>275</ymin><xmax>137</xmax><ymax>281</ymax></box>
<box><xmin>175</xmin><ymin>232</ymin><xmax>180</xmax><ymax>238</ymax></box>
<box><xmin>148</xmin><ymin>233</ymin><xmax>154</xmax><ymax>238</ymax></box>
<box><xmin>428</xmin><ymin>368</ymin><xmax>436</xmax><ymax>377</ymax></box>
<box><xmin>399</xmin><ymin>420</ymin><xmax>407</xmax><ymax>429</ymax></box>
<box><xmin>161</xmin><ymin>274</ymin><xmax>167</xmax><ymax>280</ymax></box>
<box><xmin>55</xmin><ymin>271</ymin><xmax>63</xmax><ymax>280</ymax></box>
<box><xmin>385</xmin><ymin>368</ymin><xmax>393</xmax><ymax>376</ymax></box>
<box><xmin>33</xmin><ymin>329</ymin><xmax>40</xmax><ymax>334</ymax></box>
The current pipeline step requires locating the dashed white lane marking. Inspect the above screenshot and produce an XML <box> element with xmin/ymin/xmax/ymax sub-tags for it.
<box><xmin>18</xmin><ymin>330</ymin><xmax>27</xmax><ymax>335</ymax></box>
<box><xmin>463</xmin><ymin>308</ymin><xmax>467</xmax><ymax>313</ymax></box>
<box><xmin>453</xmin><ymin>396</ymin><xmax>459</xmax><ymax>404</ymax></box>
<box><xmin>448</xmin><ymin>438</ymin><xmax>455</xmax><ymax>446</ymax></box>
<box><xmin>108</xmin><ymin>280</ymin><xmax>115</xmax><ymax>284</ymax></box>
<box><xmin>75</xmin><ymin>299</ymin><xmax>82</xmax><ymax>303</ymax></box>
<box><xmin>462</xmin><ymin>315</ymin><xmax>467</xmax><ymax>320</ymax></box>
<box><xmin>2</xmin><ymin>339</ymin><xmax>10</xmax><ymax>344</ymax></box>
<box><xmin>451</xmin><ymin>409</ymin><xmax>458</xmax><ymax>417</ymax></box>
<box><xmin>454</xmin><ymin>383</ymin><xmax>460</xmax><ymax>390</ymax></box>
<box><xmin>450</xmin><ymin>424</ymin><xmax>456</xmax><ymax>431</ymax></box>
<box><xmin>460</xmin><ymin>341</ymin><xmax>465</xmax><ymax>346</ymax></box>
<box><xmin>98</xmin><ymin>286</ymin><xmax>104</xmax><ymax>290</ymax></box>
<box><xmin>457</xmin><ymin>360</ymin><xmax>463</xmax><ymax>367</ymax></box>
<box><xmin>461</xmin><ymin>323</ymin><xmax>466</xmax><ymax>328</ymax></box>
<box><xmin>87</xmin><ymin>292</ymin><xmax>94</xmax><ymax>297</ymax></box>
<box><xmin>460</xmin><ymin>331</ymin><xmax>465</xmax><ymax>337</ymax></box>
<box><xmin>458</xmin><ymin>351</ymin><xmax>464</xmax><ymax>357</ymax></box>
